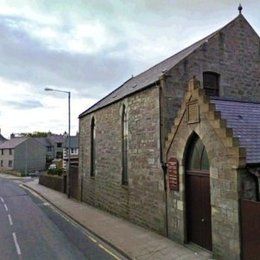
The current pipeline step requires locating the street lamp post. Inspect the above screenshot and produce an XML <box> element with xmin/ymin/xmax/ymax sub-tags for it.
<box><xmin>44</xmin><ymin>87</ymin><xmax>71</xmax><ymax>198</ymax></box>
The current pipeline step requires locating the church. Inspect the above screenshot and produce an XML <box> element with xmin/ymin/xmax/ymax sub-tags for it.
<box><xmin>78</xmin><ymin>9</ymin><xmax>259</xmax><ymax>259</ymax></box>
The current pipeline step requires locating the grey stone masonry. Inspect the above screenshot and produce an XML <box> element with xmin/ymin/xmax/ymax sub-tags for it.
<box><xmin>79</xmin><ymin>86</ymin><xmax>166</xmax><ymax>234</ymax></box>
<box><xmin>162</xmin><ymin>14</ymin><xmax>260</xmax><ymax>135</ymax></box>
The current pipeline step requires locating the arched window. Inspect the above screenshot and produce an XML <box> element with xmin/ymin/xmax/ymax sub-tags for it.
<box><xmin>90</xmin><ymin>117</ymin><xmax>96</xmax><ymax>177</ymax></box>
<box><xmin>121</xmin><ymin>105</ymin><xmax>128</xmax><ymax>185</ymax></box>
<box><xmin>203</xmin><ymin>72</ymin><xmax>220</xmax><ymax>96</ymax></box>
<box><xmin>186</xmin><ymin>135</ymin><xmax>209</xmax><ymax>171</ymax></box>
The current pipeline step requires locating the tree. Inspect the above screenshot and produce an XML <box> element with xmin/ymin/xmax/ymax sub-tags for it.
<box><xmin>19</xmin><ymin>131</ymin><xmax>52</xmax><ymax>137</ymax></box>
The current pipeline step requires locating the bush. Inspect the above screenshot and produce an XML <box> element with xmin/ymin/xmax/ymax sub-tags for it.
<box><xmin>47</xmin><ymin>168</ymin><xmax>63</xmax><ymax>176</ymax></box>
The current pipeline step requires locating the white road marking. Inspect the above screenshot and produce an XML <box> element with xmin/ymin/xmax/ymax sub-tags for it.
<box><xmin>88</xmin><ymin>235</ymin><xmax>97</xmax><ymax>243</ymax></box>
<box><xmin>21</xmin><ymin>184</ymin><xmax>123</xmax><ymax>259</ymax></box>
<box><xmin>8</xmin><ymin>214</ymin><xmax>13</xmax><ymax>226</ymax></box>
<box><xmin>4</xmin><ymin>204</ymin><xmax>8</xmax><ymax>211</ymax></box>
<box><xmin>0</xmin><ymin>197</ymin><xmax>4</xmax><ymax>203</ymax></box>
<box><xmin>20</xmin><ymin>185</ymin><xmax>45</xmax><ymax>200</ymax></box>
<box><xmin>12</xmin><ymin>232</ymin><xmax>21</xmax><ymax>255</ymax></box>
<box><xmin>98</xmin><ymin>244</ymin><xmax>121</xmax><ymax>260</ymax></box>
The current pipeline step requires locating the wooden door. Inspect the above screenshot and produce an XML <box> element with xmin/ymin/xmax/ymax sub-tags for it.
<box><xmin>185</xmin><ymin>135</ymin><xmax>212</xmax><ymax>251</ymax></box>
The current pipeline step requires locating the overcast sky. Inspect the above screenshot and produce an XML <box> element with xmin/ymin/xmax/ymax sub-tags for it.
<box><xmin>0</xmin><ymin>0</ymin><xmax>259</xmax><ymax>138</ymax></box>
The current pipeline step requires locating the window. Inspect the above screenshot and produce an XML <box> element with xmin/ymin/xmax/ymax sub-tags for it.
<box><xmin>121</xmin><ymin>105</ymin><xmax>128</xmax><ymax>185</ymax></box>
<box><xmin>8</xmin><ymin>160</ymin><xmax>12</xmax><ymax>167</ymax></box>
<box><xmin>56</xmin><ymin>151</ymin><xmax>63</xmax><ymax>158</ymax></box>
<box><xmin>90</xmin><ymin>117</ymin><xmax>96</xmax><ymax>177</ymax></box>
<box><xmin>57</xmin><ymin>143</ymin><xmax>62</xmax><ymax>148</ymax></box>
<box><xmin>1</xmin><ymin>149</ymin><xmax>3</xmax><ymax>155</ymax></box>
<box><xmin>186</xmin><ymin>135</ymin><xmax>209</xmax><ymax>171</ymax></box>
<box><xmin>47</xmin><ymin>146</ymin><xmax>52</xmax><ymax>152</ymax></box>
<box><xmin>0</xmin><ymin>160</ymin><xmax>3</xmax><ymax>167</ymax></box>
<box><xmin>9</xmin><ymin>149</ymin><xmax>12</xmax><ymax>155</ymax></box>
<box><xmin>203</xmin><ymin>72</ymin><xmax>220</xmax><ymax>96</ymax></box>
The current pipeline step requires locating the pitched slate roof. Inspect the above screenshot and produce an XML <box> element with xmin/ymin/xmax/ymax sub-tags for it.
<box><xmin>64</xmin><ymin>136</ymin><xmax>78</xmax><ymax>149</ymax></box>
<box><xmin>211</xmin><ymin>99</ymin><xmax>260</xmax><ymax>164</ymax></box>
<box><xmin>35</xmin><ymin>137</ymin><xmax>52</xmax><ymax>147</ymax></box>
<box><xmin>79</xmin><ymin>15</ymin><xmax>247</xmax><ymax>118</ymax></box>
<box><xmin>47</xmin><ymin>135</ymin><xmax>65</xmax><ymax>144</ymax></box>
<box><xmin>0</xmin><ymin>137</ymin><xmax>28</xmax><ymax>149</ymax></box>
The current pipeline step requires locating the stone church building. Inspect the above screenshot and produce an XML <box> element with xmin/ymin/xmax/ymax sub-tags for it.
<box><xmin>79</xmin><ymin>12</ymin><xmax>259</xmax><ymax>259</ymax></box>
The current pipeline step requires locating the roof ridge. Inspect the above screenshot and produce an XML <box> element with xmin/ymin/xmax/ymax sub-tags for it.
<box><xmin>79</xmin><ymin>76</ymin><xmax>135</xmax><ymax>118</ymax></box>
<box><xmin>120</xmin><ymin>14</ymin><xmax>247</xmax><ymax>81</ymax></box>
<box><xmin>80</xmin><ymin>14</ymin><xmax>256</xmax><ymax>117</ymax></box>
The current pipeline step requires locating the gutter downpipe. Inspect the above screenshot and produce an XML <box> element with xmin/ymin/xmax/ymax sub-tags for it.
<box><xmin>158</xmin><ymin>73</ymin><xmax>169</xmax><ymax>237</ymax></box>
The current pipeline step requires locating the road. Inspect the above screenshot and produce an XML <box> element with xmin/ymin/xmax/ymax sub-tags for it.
<box><xmin>0</xmin><ymin>176</ymin><xmax>123</xmax><ymax>260</ymax></box>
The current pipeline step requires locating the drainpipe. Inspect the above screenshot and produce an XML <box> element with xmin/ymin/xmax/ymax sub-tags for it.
<box><xmin>158</xmin><ymin>72</ymin><xmax>169</xmax><ymax>237</ymax></box>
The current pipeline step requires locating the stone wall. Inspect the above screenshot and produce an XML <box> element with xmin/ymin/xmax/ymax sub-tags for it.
<box><xmin>39</xmin><ymin>174</ymin><xmax>65</xmax><ymax>193</ymax></box>
<box><xmin>166</xmin><ymin>83</ymin><xmax>245</xmax><ymax>259</ymax></box>
<box><xmin>79</xmin><ymin>86</ymin><xmax>166</xmax><ymax>233</ymax></box>
<box><xmin>163</xmin><ymin>15</ymin><xmax>260</xmax><ymax>135</ymax></box>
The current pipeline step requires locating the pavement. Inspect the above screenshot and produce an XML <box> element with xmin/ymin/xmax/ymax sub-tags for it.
<box><xmin>19</xmin><ymin>177</ymin><xmax>212</xmax><ymax>260</ymax></box>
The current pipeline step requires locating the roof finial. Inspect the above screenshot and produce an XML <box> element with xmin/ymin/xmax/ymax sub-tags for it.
<box><xmin>238</xmin><ymin>3</ymin><xmax>243</xmax><ymax>14</ymax></box>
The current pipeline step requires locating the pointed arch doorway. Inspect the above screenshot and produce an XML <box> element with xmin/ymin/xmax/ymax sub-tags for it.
<box><xmin>185</xmin><ymin>134</ymin><xmax>212</xmax><ymax>251</ymax></box>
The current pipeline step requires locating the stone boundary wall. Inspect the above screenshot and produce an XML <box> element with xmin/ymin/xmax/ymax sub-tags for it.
<box><xmin>39</xmin><ymin>174</ymin><xmax>65</xmax><ymax>193</ymax></box>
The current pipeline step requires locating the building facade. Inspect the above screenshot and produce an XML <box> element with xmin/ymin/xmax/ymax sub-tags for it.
<box><xmin>35</xmin><ymin>134</ymin><xmax>66</xmax><ymax>166</ymax></box>
<box><xmin>63</xmin><ymin>135</ymin><xmax>79</xmax><ymax>169</ymax></box>
<box><xmin>166</xmin><ymin>78</ymin><xmax>259</xmax><ymax>258</ymax></box>
<box><xmin>0</xmin><ymin>137</ymin><xmax>46</xmax><ymax>173</ymax></box>
<box><xmin>78</xmin><ymin>13</ymin><xmax>260</xmax><ymax>259</ymax></box>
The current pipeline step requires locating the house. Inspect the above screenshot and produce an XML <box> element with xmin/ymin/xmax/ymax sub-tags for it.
<box><xmin>35</xmin><ymin>134</ymin><xmax>66</xmax><ymax>165</ymax></box>
<box><xmin>35</xmin><ymin>137</ymin><xmax>54</xmax><ymax>163</ymax></box>
<box><xmin>0</xmin><ymin>137</ymin><xmax>46</xmax><ymax>173</ymax></box>
<box><xmin>63</xmin><ymin>135</ymin><xmax>79</xmax><ymax>169</ymax></box>
<box><xmin>78</xmin><ymin>11</ymin><xmax>259</xmax><ymax>259</ymax></box>
<box><xmin>47</xmin><ymin>134</ymin><xmax>65</xmax><ymax>159</ymax></box>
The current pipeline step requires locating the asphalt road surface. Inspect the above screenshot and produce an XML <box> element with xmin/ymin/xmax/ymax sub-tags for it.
<box><xmin>0</xmin><ymin>176</ymin><xmax>124</xmax><ymax>260</ymax></box>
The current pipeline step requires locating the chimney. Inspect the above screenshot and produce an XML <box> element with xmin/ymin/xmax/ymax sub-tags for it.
<box><xmin>10</xmin><ymin>133</ymin><xmax>15</xmax><ymax>139</ymax></box>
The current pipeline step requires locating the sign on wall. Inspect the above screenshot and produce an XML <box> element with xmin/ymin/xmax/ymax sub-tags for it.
<box><xmin>187</xmin><ymin>101</ymin><xmax>200</xmax><ymax>124</ymax></box>
<box><xmin>167</xmin><ymin>157</ymin><xmax>179</xmax><ymax>191</ymax></box>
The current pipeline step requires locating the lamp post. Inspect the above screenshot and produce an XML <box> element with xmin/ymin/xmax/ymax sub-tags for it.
<box><xmin>44</xmin><ymin>87</ymin><xmax>71</xmax><ymax>198</ymax></box>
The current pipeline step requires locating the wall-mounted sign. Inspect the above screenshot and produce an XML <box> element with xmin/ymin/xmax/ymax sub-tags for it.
<box><xmin>168</xmin><ymin>157</ymin><xmax>179</xmax><ymax>191</ymax></box>
<box><xmin>187</xmin><ymin>101</ymin><xmax>200</xmax><ymax>124</ymax></box>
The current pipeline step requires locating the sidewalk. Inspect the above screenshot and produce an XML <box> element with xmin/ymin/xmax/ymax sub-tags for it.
<box><xmin>23</xmin><ymin>179</ymin><xmax>212</xmax><ymax>260</ymax></box>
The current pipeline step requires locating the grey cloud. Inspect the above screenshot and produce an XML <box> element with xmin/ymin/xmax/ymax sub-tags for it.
<box><xmin>0</xmin><ymin>15</ymin><xmax>135</xmax><ymax>99</ymax></box>
<box><xmin>1</xmin><ymin>5</ymin><xmax>258</xmax><ymax>102</ymax></box>
<box><xmin>6</xmin><ymin>100</ymin><xmax>43</xmax><ymax>109</ymax></box>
